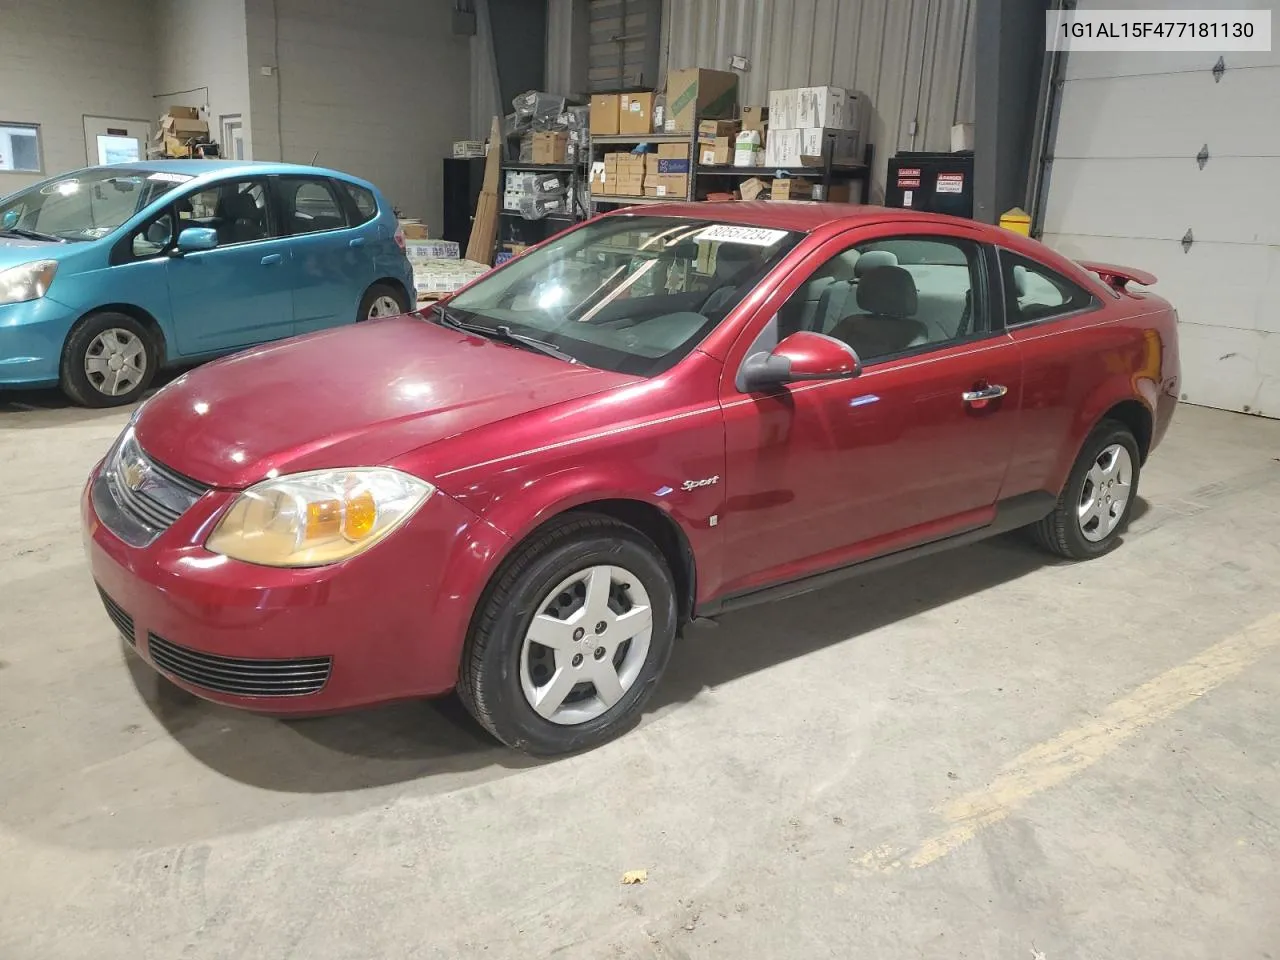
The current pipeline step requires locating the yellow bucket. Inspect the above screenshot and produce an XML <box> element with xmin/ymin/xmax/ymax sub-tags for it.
<box><xmin>1000</xmin><ymin>207</ymin><xmax>1031</xmax><ymax>236</ymax></box>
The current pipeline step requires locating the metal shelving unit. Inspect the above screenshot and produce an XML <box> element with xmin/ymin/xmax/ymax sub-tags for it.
<box><xmin>589</xmin><ymin>131</ymin><xmax>697</xmax><ymax>209</ymax></box>
<box><xmin>694</xmin><ymin>142</ymin><xmax>875</xmax><ymax>203</ymax></box>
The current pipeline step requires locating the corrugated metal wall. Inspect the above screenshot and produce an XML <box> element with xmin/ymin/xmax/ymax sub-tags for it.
<box><xmin>660</xmin><ymin>0</ymin><xmax>976</xmax><ymax>199</ymax></box>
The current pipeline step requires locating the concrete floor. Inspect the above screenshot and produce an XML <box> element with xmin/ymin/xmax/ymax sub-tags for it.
<box><xmin>2</xmin><ymin>394</ymin><xmax>1278</xmax><ymax>960</ymax></box>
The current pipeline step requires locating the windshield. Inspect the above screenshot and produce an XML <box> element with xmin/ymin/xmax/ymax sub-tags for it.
<box><xmin>0</xmin><ymin>168</ymin><xmax>192</xmax><ymax>242</ymax></box>
<box><xmin>446</xmin><ymin>215</ymin><xmax>802</xmax><ymax>376</ymax></box>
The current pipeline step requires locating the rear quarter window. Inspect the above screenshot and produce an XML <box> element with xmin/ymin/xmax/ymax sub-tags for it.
<box><xmin>341</xmin><ymin>182</ymin><xmax>378</xmax><ymax>224</ymax></box>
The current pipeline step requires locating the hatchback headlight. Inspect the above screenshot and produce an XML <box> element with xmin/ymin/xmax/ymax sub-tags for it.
<box><xmin>0</xmin><ymin>260</ymin><xmax>58</xmax><ymax>305</ymax></box>
<box><xmin>207</xmin><ymin>468</ymin><xmax>434</xmax><ymax>567</ymax></box>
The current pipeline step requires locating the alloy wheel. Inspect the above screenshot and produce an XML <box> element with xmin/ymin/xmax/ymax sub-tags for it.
<box><xmin>84</xmin><ymin>328</ymin><xmax>147</xmax><ymax>398</ymax></box>
<box><xmin>1078</xmin><ymin>442</ymin><xmax>1133</xmax><ymax>541</ymax></box>
<box><xmin>519</xmin><ymin>564</ymin><xmax>653</xmax><ymax>725</ymax></box>
<box><xmin>368</xmin><ymin>295</ymin><xmax>402</xmax><ymax>319</ymax></box>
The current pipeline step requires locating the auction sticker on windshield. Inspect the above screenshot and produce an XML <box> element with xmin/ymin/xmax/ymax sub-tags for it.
<box><xmin>695</xmin><ymin>225</ymin><xmax>789</xmax><ymax>246</ymax></box>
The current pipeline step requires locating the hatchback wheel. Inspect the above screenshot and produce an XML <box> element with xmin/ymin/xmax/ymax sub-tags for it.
<box><xmin>459</xmin><ymin>515</ymin><xmax>677</xmax><ymax>755</ymax></box>
<box><xmin>60</xmin><ymin>312</ymin><xmax>157</xmax><ymax>408</ymax></box>
<box><xmin>1031</xmin><ymin>419</ymin><xmax>1141</xmax><ymax>559</ymax></box>
<box><xmin>358</xmin><ymin>283</ymin><xmax>408</xmax><ymax>322</ymax></box>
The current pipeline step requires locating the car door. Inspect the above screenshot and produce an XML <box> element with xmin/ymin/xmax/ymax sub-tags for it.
<box><xmin>165</xmin><ymin>176</ymin><xmax>294</xmax><ymax>355</ymax></box>
<box><xmin>274</xmin><ymin>175</ymin><xmax>375</xmax><ymax>335</ymax></box>
<box><xmin>715</xmin><ymin>225</ymin><xmax>1024</xmax><ymax>597</ymax></box>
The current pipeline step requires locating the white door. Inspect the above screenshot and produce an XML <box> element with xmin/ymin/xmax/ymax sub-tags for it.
<box><xmin>220</xmin><ymin>114</ymin><xmax>247</xmax><ymax>161</ymax></box>
<box><xmin>83</xmin><ymin>116</ymin><xmax>150</xmax><ymax>166</ymax></box>
<box><xmin>1040</xmin><ymin>0</ymin><xmax>1280</xmax><ymax>418</ymax></box>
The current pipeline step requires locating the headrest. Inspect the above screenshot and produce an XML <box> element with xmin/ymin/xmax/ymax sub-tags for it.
<box><xmin>856</xmin><ymin>265</ymin><xmax>918</xmax><ymax>318</ymax></box>
<box><xmin>854</xmin><ymin>249</ymin><xmax>898</xmax><ymax>279</ymax></box>
<box><xmin>220</xmin><ymin>191</ymin><xmax>259</xmax><ymax>220</ymax></box>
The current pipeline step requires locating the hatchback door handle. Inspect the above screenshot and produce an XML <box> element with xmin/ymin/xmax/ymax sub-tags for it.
<box><xmin>962</xmin><ymin>384</ymin><xmax>1008</xmax><ymax>403</ymax></box>
<box><xmin>348</xmin><ymin>237</ymin><xmax>366</xmax><ymax>248</ymax></box>
<box><xmin>261</xmin><ymin>253</ymin><xmax>283</xmax><ymax>266</ymax></box>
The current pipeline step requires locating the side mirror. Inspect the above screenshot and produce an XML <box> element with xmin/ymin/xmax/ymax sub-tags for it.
<box><xmin>174</xmin><ymin>226</ymin><xmax>218</xmax><ymax>254</ymax></box>
<box><xmin>738</xmin><ymin>330</ymin><xmax>861</xmax><ymax>392</ymax></box>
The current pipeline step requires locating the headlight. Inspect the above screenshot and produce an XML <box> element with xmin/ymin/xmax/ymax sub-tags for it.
<box><xmin>0</xmin><ymin>260</ymin><xmax>58</xmax><ymax>306</ymax></box>
<box><xmin>206</xmin><ymin>468</ymin><xmax>434</xmax><ymax>567</ymax></box>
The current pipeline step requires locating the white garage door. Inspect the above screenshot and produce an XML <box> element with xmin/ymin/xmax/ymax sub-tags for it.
<box><xmin>1041</xmin><ymin>2</ymin><xmax>1280</xmax><ymax>418</ymax></box>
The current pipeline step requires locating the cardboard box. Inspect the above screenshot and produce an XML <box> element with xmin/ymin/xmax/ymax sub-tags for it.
<box><xmin>697</xmin><ymin>119</ymin><xmax>740</xmax><ymax>143</ymax></box>
<box><xmin>796</xmin><ymin>86</ymin><xmax>848</xmax><ymax>129</ymax></box>
<box><xmin>619</xmin><ymin>92</ymin><xmax>655</xmax><ymax>134</ymax></box>
<box><xmin>657</xmin><ymin>142</ymin><xmax>688</xmax><ymax>160</ymax></box>
<box><xmin>644</xmin><ymin>154</ymin><xmax>661</xmax><ymax>177</ymax></box>
<box><xmin>161</xmin><ymin>115</ymin><xmax>209</xmax><ymax>138</ymax></box>
<box><xmin>165</xmin><ymin>105</ymin><xmax>200</xmax><ymax>119</ymax></box>
<box><xmin>699</xmin><ymin>136</ymin><xmax>734</xmax><ymax>165</ymax></box>
<box><xmin>739</xmin><ymin>177</ymin><xmax>769</xmax><ymax>201</ymax></box>
<box><xmin>771</xmin><ymin>178</ymin><xmax>813</xmax><ymax>200</ymax></box>
<box><xmin>665</xmin><ymin>68</ymin><xmax>739</xmax><ymax>132</ymax></box>
<box><xmin>452</xmin><ymin>139</ymin><xmax>486</xmax><ymax>158</ymax></box>
<box><xmin>764</xmin><ymin>127</ymin><xmax>857</xmax><ymax>167</ymax></box>
<box><xmin>159</xmin><ymin>135</ymin><xmax>191</xmax><ymax>158</ymax></box>
<box><xmin>590</xmin><ymin>94</ymin><xmax>620</xmax><ymax>135</ymax></box>
<box><xmin>531</xmin><ymin>131</ymin><xmax>568</xmax><ymax>164</ymax></box>
<box><xmin>767</xmin><ymin>89</ymin><xmax>800</xmax><ymax>130</ymax></box>
<box><xmin>815</xmin><ymin>183</ymin><xmax>852</xmax><ymax>203</ymax></box>
<box><xmin>741</xmin><ymin>105</ymin><xmax>768</xmax><ymax>133</ymax></box>
<box><xmin>400</xmin><ymin>220</ymin><xmax>430</xmax><ymax>240</ymax></box>
<box><xmin>404</xmin><ymin>239</ymin><xmax>459</xmax><ymax>260</ymax></box>
<box><xmin>644</xmin><ymin>173</ymin><xmax>688</xmax><ymax>198</ymax></box>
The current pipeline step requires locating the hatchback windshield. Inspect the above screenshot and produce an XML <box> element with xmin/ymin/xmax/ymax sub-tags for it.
<box><xmin>445</xmin><ymin>215</ymin><xmax>802</xmax><ymax>376</ymax></box>
<box><xmin>0</xmin><ymin>168</ymin><xmax>191</xmax><ymax>242</ymax></box>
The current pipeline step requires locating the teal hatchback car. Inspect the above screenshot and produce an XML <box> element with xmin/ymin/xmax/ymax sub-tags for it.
<box><xmin>0</xmin><ymin>161</ymin><xmax>415</xmax><ymax>406</ymax></box>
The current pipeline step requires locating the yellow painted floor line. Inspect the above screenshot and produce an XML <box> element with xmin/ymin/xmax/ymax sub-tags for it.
<box><xmin>856</xmin><ymin>610</ymin><xmax>1280</xmax><ymax>873</ymax></box>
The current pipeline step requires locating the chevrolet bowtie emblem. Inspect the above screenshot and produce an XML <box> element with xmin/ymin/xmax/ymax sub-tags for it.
<box><xmin>122</xmin><ymin>460</ymin><xmax>147</xmax><ymax>491</ymax></box>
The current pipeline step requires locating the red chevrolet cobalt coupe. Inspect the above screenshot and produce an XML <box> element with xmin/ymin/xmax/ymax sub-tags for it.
<box><xmin>84</xmin><ymin>203</ymin><xmax>1179</xmax><ymax>754</ymax></box>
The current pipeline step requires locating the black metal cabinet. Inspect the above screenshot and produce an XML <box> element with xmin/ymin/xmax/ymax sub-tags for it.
<box><xmin>885</xmin><ymin>152</ymin><xmax>975</xmax><ymax>219</ymax></box>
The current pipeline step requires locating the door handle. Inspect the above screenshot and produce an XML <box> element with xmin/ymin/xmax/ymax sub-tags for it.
<box><xmin>261</xmin><ymin>253</ymin><xmax>283</xmax><ymax>265</ymax></box>
<box><xmin>348</xmin><ymin>237</ymin><xmax>367</xmax><ymax>248</ymax></box>
<box><xmin>962</xmin><ymin>384</ymin><xmax>1008</xmax><ymax>404</ymax></box>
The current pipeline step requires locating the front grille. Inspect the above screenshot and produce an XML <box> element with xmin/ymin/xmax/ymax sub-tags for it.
<box><xmin>146</xmin><ymin>633</ymin><xmax>332</xmax><ymax>698</ymax></box>
<box><xmin>97</xmin><ymin>587</ymin><xmax>135</xmax><ymax>644</ymax></box>
<box><xmin>108</xmin><ymin>452</ymin><xmax>208</xmax><ymax>531</ymax></box>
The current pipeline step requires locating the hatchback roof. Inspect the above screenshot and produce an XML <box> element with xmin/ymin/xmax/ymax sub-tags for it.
<box><xmin>67</xmin><ymin>159</ymin><xmax>370</xmax><ymax>183</ymax></box>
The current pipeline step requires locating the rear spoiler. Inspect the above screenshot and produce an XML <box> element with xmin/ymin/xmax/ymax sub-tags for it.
<box><xmin>1076</xmin><ymin>260</ymin><xmax>1157</xmax><ymax>292</ymax></box>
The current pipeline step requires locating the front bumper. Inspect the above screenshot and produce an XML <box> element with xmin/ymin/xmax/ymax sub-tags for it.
<box><xmin>0</xmin><ymin>295</ymin><xmax>78</xmax><ymax>388</ymax></box>
<box><xmin>83</xmin><ymin>467</ymin><xmax>509</xmax><ymax>713</ymax></box>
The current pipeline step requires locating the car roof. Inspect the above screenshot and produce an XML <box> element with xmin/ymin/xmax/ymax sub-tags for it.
<box><xmin>75</xmin><ymin>159</ymin><xmax>374</xmax><ymax>187</ymax></box>
<box><xmin>610</xmin><ymin>200</ymin><xmax>987</xmax><ymax>234</ymax></box>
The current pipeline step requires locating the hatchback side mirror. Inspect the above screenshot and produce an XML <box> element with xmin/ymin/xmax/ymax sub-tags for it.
<box><xmin>174</xmin><ymin>226</ymin><xmax>218</xmax><ymax>254</ymax></box>
<box><xmin>738</xmin><ymin>331</ymin><xmax>861</xmax><ymax>392</ymax></box>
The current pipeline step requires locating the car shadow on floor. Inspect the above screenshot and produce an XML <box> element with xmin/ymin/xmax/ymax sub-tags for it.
<box><xmin>0</xmin><ymin>371</ymin><xmax>182</xmax><ymax>425</ymax></box>
<box><xmin>128</xmin><ymin>499</ymin><xmax>1150</xmax><ymax>794</ymax></box>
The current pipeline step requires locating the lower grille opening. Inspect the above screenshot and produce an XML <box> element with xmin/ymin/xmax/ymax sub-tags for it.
<box><xmin>97</xmin><ymin>587</ymin><xmax>135</xmax><ymax>645</ymax></box>
<box><xmin>146</xmin><ymin>633</ymin><xmax>331</xmax><ymax>698</ymax></box>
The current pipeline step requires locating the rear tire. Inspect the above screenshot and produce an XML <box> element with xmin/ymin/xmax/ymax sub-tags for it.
<box><xmin>458</xmin><ymin>514</ymin><xmax>677</xmax><ymax>755</ymax></box>
<box><xmin>358</xmin><ymin>283</ymin><xmax>409</xmax><ymax>322</ymax></box>
<box><xmin>60</xmin><ymin>312</ymin><xmax>157</xmax><ymax>408</ymax></box>
<box><xmin>1031</xmin><ymin>419</ymin><xmax>1141</xmax><ymax>560</ymax></box>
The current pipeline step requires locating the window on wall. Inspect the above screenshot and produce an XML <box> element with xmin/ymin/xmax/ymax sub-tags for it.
<box><xmin>0</xmin><ymin>122</ymin><xmax>42</xmax><ymax>173</ymax></box>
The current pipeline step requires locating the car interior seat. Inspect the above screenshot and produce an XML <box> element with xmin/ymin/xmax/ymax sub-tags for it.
<box><xmin>826</xmin><ymin>265</ymin><xmax>928</xmax><ymax>360</ymax></box>
<box><xmin>811</xmin><ymin>249</ymin><xmax>898</xmax><ymax>335</ymax></box>
<box><xmin>216</xmin><ymin>190</ymin><xmax>266</xmax><ymax>245</ymax></box>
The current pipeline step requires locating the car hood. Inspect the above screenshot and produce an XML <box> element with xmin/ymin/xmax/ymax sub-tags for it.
<box><xmin>133</xmin><ymin>317</ymin><xmax>641</xmax><ymax>489</ymax></box>
<box><xmin>0</xmin><ymin>235</ymin><xmax>66</xmax><ymax>268</ymax></box>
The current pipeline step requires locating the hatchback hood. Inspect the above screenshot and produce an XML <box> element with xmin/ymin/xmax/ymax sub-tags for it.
<box><xmin>134</xmin><ymin>317</ymin><xmax>639</xmax><ymax>488</ymax></box>
<box><xmin>0</xmin><ymin>235</ymin><xmax>64</xmax><ymax>268</ymax></box>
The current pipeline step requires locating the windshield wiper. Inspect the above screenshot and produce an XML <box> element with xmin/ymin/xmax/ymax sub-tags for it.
<box><xmin>0</xmin><ymin>227</ymin><xmax>63</xmax><ymax>243</ymax></box>
<box><xmin>431</xmin><ymin>304</ymin><xmax>577</xmax><ymax>364</ymax></box>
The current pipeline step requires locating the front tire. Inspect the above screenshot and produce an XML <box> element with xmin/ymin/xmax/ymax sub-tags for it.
<box><xmin>60</xmin><ymin>312</ymin><xmax>157</xmax><ymax>408</ymax></box>
<box><xmin>458</xmin><ymin>515</ymin><xmax>678</xmax><ymax>755</ymax></box>
<box><xmin>358</xmin><ymin>283</ymin><xmax>409</xmax><ymax>322</ymax></box>
<box><xmin>1031</xmin><ymin>419</ymin><xmax>1141</xmax><ymax>560</ymax></box>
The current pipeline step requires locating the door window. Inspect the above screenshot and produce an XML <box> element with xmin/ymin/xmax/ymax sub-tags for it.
<box><xmin>999</xmin><ymin>250</ymin><xmax>1096</xmax><ymax>326</ymax></box>
<box><xmin>179</xmin><ymin>179</ymin><xmax>272</xmax><ymax>246</ymax></box>
<box><xmin>279</xmin><ymin>177</ymin><xmax>348</xmax><ymax>234</ymax></box>
<box><xmin>340</xmin><ymin>182</ymin><xmax>378</xmax><ymax>224</ymax></box>
<box><xmin>775</xmin><ymin>235</ymin><xmax>985</xmax><ymax>365</ymax></box>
